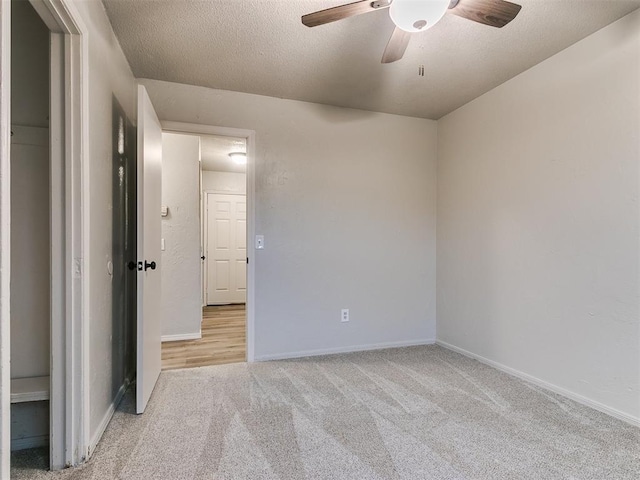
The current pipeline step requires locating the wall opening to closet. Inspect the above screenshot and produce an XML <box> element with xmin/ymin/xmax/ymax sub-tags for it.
<box><xmin>4</xmin><ymin>0</ymin><xmax>89</xmax><ymax>471</ymax></box>
<box><xmin>9</xmin><ymin>0</ymin><xmax>51</xmax><ymax>461</ymax></box>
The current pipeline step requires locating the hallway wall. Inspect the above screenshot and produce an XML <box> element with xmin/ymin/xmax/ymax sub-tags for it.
<box><xmin>161</xmin><ymin>132</ymin><xmax>202</xmax><ymax>340</ymax></box>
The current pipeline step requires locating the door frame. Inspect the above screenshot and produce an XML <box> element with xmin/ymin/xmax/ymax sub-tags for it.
<box><xmin>162</xmin><ymin>122</ymin><xmax>256</xmax><ymax>362</ymax></box>
<box><xmin>0</xmin><ymin>0</ymin><xmax>90</xmax><ymax>472</ymax></box>
<box><xmin>0</xmin><ymin>1</ymin><xmax>11</xmax><ymax>476</ymax></box>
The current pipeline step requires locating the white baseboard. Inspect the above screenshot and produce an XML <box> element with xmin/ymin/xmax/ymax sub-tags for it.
<box><xmin>11</xmin><ymin>434</ymin><xmax>48</xmax><ymax>451</ymax></box>
<box><xmin>254</xmin><ymin>338</ymin><xmax>436</xmax><ymax>362</ymax></box>
<box><xmin>88</xmin><ymin>382</ymin><xmax>128</xmax><ymax>455</ymax></box>
<box><xmin>161</xmin><ymin>332</ymin><xmax>202</xmax><ymax>342</ymax></box>
<box><xmin>436</xmin><ymin>340</ymin><xmax>640</xmax><ymax>428</ymax></box>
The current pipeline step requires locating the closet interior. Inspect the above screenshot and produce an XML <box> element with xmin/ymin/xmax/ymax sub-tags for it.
<box><xmin>10</xmin><ymin>0</ymin><xmax>52</xmax><ymax>454</ymax></box>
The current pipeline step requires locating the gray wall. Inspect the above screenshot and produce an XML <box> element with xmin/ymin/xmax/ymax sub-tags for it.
<box><xmin>10</xmin><ymin>0</ymin><xmax>49</xmax><ymax>381</ymax></box>
<box><xmin>9</xmin><ymin>130</ymin><xmax>49</xmax><ymax>379</ymax></box>
<box><xmin>69</xmin><ymin>0</ymin><xmax>138</xmax><ymax>450</ymax></box>
<box><xmin>10</xmin><ymin>0</ymin><xmax>48</xmax><ymax>129</ymax></box>
<box><xmin>140</xmin><ymin>79</ymin><xmax>438</xmax><ymax>360</ymax></box>
<box><xmin>437</xmin><ymin>9</ymin><xmax>640</xmax><ymax>421</ymax></box>
<box><xmin>161</xmin><ymin>132</ymin><xmax>202</xmax><ymax>339</ymax></box>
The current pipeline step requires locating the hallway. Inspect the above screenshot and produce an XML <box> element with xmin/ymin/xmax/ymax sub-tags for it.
<box><xmin>161</xmin><ymin>305</ymin><xmax>246</xmax><ymax>370</ymax></box>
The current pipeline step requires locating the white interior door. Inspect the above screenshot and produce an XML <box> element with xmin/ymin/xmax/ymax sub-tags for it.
<box><xmin>206</xmin><ymin>193</ymin><xmax>246</xmax><ymax>305</ymax></box>
<box><xmin>136</xmin><ymin>85</ymin><xmax>162</xmax><ymax>414</ymax></box>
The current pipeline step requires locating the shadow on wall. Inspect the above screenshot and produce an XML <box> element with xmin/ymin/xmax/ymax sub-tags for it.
<box><xmin>304</xmin><ymin>102</ymin><xmax>379</xmax><ymax>123</ymax></box>
<box><xmin>302</xmin><ymin>15</ymin><xmax>397</xmax><ymax>123</ymax></box>
<box><xmin>111</xmin><ymin>96</ymin><xmax>137</xmax><ymax>398</ymax></box>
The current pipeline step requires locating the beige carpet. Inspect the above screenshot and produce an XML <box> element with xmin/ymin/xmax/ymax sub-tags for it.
<box><xmin>11</xmin><ymin>345</ymin><xmax>640</xmax><ymax>479</ymax></box>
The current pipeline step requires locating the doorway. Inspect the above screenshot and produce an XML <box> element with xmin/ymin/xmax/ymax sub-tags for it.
<box><xmin>202</xmin><ymin>135</ymin><xmax>247</xmax><ymax>307</ymax></box>
<box><xmin>159</xmin><ymin>126</ymin><xmax>254</xmax><ymax>369</ymax></box>
<box><xmin>7</xmin><ymin>0</ymin><xmax>86</xmax><ymax>469</ymax></box>
<box><xmin>3</xmin><ymin>0</ymin><xmax>89</xmax><ymax>472</ymax></box>
<box><xmin>9</xmin><ymin>0</ymin><xmax>51</xmax><ymax>467</ymax></box>
<box><xmin>10</xmin><ymin>0</ymin><xmax>61</xmax><ymax>471</ymax></box>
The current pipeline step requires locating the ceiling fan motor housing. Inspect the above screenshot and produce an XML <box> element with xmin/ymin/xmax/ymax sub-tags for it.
<box><xmin>389</xmin><ymin>0</ymin><xmax>451</xmax><ymax>32</ymax></box>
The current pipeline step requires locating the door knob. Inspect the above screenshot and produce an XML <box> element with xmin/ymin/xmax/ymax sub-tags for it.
<box><xmin>127</xmin><ymin>261</ymin><xmax>137</xmax><ymax>271</ymax></box>
<box><xmin>201</xmin><ymin>256</ymin><xmax>206</xmax><ymax>260</ymax></box>
<box><xmin>144</xmin><ymin>260</ymin><xmax>157</xmax><ymax>271</ymax></box>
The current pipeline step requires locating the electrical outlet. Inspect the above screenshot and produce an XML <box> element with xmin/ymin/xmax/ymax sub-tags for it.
<box><xmin>341</xmin><ymin>309</ymin><xmax>349</xmax><ymax>323</ymax></box>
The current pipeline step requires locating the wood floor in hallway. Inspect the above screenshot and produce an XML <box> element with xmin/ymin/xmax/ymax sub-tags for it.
<box><xmin>161</xmin><ymin>304</ymin><xmax>246</xmax><ymax>370</ymax></box>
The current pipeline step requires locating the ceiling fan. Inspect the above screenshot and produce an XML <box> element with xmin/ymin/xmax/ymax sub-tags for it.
<box><xmin>302</xmin><ymin>0</ymin><xmax>522</xmax><ymax>63</ymax></box>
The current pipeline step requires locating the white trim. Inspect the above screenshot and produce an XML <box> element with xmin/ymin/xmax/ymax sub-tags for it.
<box><xmin>87</xmin><ymin>382</ymin><xmax>127</xmax><ymax>456</ymax></box>
<box><xmin>160</xmin><ymin>121</ymin><xmax>256</xmax><ymax>362</ymax></box>
<box><xmin>161</xmin><ymin>332</ymin><xmax>202</xmax><ymax>342</ymax></box>
<box><xmin>245</xmin><ymin>132</ymin><xmax>256</xmax><ymax>363</ymax></box>
<box><xmin>64</xmin><ymin>1</ymin><xmax>91</xmax><ymax>468</ymax></box>
<box><xmin>203</xmin><ymin>189</ymin><xmax>245</xmax><ymax>196</ymax></box>
<box><xmin>49</xmin><ymin>30</ymin><xmax>66</xmax><ymax>471</ymax></box>
<box><xmin>203</xmin><ymin>191</ymin><xmax>208</xmax><ymax>306</ymax></box>
<box><xmin>0</xmin><ymin>0</ymin><xmax>12</xmax><ymax>476</ymax></box>
<box><xmin>79</xmin><ymin>19</ymin><xmax>92</xmax><ymax>470</ymax></box>
<box><xmin>436</xmin><ymin>340</ymin><xmax>640</xmax><ymax>428</ymax></box>
<box><xmin>10</xmin><ymin>376</ymin><xmax>50</xmax><ymax>403</ymax></box>
<box><xmin>203</xmin><ymin>190</ymin><xmax>207</xmax><ymax>306</ymax></box>
<box><xmin>162</xmin><ymin>122</ymin><xmax>251</xmax><ymax>140</ymax></box>
<box><xmin>29</xmin><ymin>0</ymin><xmax>90</xmax><ymax>469</ymax></box>
<box><xmin>199</xmin><ymin>159</ymin><xmax>204</xmax><ymax>308</ymax></box>
<box><xmin>255</xmin><ymin>339</ymin><xmax>436</xmax><ymax>362</ymax></box>
<box><xmin>11</xmin><ymin>435</ymin><xmax>49</xmax><ymax>452</ymax></box>
<box><xmin>9</xmin><ymin>125</ymin><xmax>48</xmax><ymax>147</ymax></box>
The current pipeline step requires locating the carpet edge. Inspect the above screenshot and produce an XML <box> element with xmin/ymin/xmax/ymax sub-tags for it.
<box><xmin>436</xmin><ymin>339</ymin><xmax>640</xmax><ymax>428</ymax></box>
<box><xmin>254</xmin><ymin>338</ymin><xmax>436</xmax><ymax>362</ymax></box>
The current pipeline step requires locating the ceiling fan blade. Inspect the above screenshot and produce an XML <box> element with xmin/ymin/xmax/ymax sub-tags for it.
<box><xmin>302</xmin><ymin>0</ymin><xmax>390</xmax><ymax>28</ymax></box>
<box><xmin>381</xmin><ymin>27</ymin><xmax>411</xmax><ymax>64</ymax></box>
<box><xmin>448</xmin><ymin>0</ymin><xmax>522</xmax><ymax>28</ymax></box>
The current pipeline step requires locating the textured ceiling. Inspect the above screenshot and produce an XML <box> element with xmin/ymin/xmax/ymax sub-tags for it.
<box><xmin>103</xmin><ymin>0</ymin><xmax>640</xmax><ymax>119</ymax></box>
<box><xmin>201</xmin><ymin>134</ymin><xmax>246</xmax><ymax>173</ymax></box>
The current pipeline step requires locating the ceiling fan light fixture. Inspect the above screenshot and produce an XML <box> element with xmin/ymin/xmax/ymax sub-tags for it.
<box><xmin>389</xmin><ymin>0</ymin><xmax>450</xmax><ymax>33</ymax></box>
<box><xmin>229</xmin><ymin>152</ymin><xmax>247</xmax><ymax>165</ymax></box>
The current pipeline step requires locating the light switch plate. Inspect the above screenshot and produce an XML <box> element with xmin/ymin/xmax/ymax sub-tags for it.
<box><xmin>255</xmin><ymin>235</ymin><xmax>265</xmax><ymax>250</ymax></box>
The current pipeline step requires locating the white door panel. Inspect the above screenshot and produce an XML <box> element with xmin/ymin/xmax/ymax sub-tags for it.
<box><xmin>206</xmin><ymin>193</ymin><xmax>246</xmax><ymax>304</ymax></box>
<box><xmin>237</xmin><ymin>220</ymin><xmax>247</xmax><ymax>248</ymax></box>
<box><xmin>136</xmin><ymin>85</ymin><xmax>162</xmax><ymax>414</ymax></box>
<box><xmin>236</xmin><ymin>260</ymin><xmax>247</xmax><ymax>291</ymax></box>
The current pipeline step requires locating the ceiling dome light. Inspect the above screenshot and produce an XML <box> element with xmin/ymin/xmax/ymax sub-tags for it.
<box><xmin>229</xmin><ymin>152</ymin><xmax>247</xmax><ymax>165</ymax></box>
<box><xmin>389</xmin><ymin>0</ymin><xmax>449</xmax><ymax>33</ymax></box>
